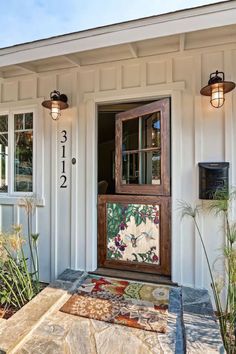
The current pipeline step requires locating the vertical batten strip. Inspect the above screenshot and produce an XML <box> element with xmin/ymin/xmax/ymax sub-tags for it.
<box><xmin>76</xmin><ymin>102</ymin><xmax>86</xmax><ymax>270</ymax></box>
<box><xmin>13</xmin><ymin>204</ymin><xmax>20</xmax><ymax>225</ymax></box>
<box><xmin>116</xmin><ymin>63</ymin><xmax>122</xmax><ymax>91</ymax></box>
<box><xmin>50</xmin><ymin>117</ymin><xmax>58</xmax><ymax>280</ymax></box>
<box><xmin>224</xmin><ymin>50</ymin><xmax>235</xmax><ymax>219</ymax></box>
<box><xmin>140</xmin><ymin>61</ymin><xmax>146</xmax><ymax>87</ymax></box>
<box><xmin>171</xmin><ymin>90</ymin><xmax>183</xmax><ymax>284</ymax></box>
<box><xmin>95</xmin><ymin>68</ymin><xmax>100</xmax><ymax>93</ymax></box>
<box><xmin>85</xmin><ymin>99</ymin><xmax>97</xmax><ymax>271</ymax></box>
<box><xmin>166</xmin><ymin>59</ymin><xmax>173</xmax><ymax>84</ymax></box>
<box><xmin>193</xmin><ymin>54</ymin><xmax>204</xmax><ymax>288</ymax></box>
<box><xmin>70</xmin><ymin>72</ymin><xmax>79</xmax><ymax>270</ymax></box>
<box><xmin>50</xmin><ymin>75</ymin><xmax>58</xmax><ymax>280</ymax></box>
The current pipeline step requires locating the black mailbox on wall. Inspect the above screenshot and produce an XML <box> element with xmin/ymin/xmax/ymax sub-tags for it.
<box><xmin>198</xmin><ymin>162</ymin><xmax>229</xmax><ymax>199</ymax></box>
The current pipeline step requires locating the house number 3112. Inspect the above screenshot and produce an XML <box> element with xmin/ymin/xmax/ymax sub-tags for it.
<box><xmin>60</xmin><ymin>130</ymin><xmax>67</xmax><ymax>188</ymax></box>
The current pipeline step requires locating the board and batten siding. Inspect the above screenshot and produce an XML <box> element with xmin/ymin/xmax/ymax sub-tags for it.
<box><xmin>0</xmin><ymin>34</ymin><xmax>235</xmax><ymax>297</ymax></box>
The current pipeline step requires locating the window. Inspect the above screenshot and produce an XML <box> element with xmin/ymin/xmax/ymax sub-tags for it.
<box><xmin>0</xmin><ymin>111</ymin><xmax>34</xmax><ymax>194</ymax></box>
<box><xmin>115</xmin><ymin>99</ymin><xmax>170</xmax><ymax>196</ymax></box>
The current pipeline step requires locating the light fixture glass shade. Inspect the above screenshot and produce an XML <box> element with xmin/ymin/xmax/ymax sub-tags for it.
<box><xmin>50</xmin><ymin>101</ymin><xmax>61</xmax><ymax>120</ymax></box>
<box><xmin>210</xmin><ymin>85</ymin><xmax>225</xmax><ymax>108</ymax></box>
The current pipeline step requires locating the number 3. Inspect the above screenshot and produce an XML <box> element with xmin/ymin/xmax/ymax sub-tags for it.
<box><xmin>61</xmin><ymin>130</ymin><xmax>67</xmax><ymax>143</ymax></box>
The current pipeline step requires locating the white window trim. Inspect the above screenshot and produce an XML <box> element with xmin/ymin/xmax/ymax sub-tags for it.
<box><xmin>0</xmin><ymin>99</ymin><xmax>45</xmax><ymax>205</ymax></box>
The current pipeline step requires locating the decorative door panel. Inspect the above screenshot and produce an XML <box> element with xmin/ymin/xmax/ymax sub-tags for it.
<box><xmin>98</xmin><ymin>195</ymin><xmax>171</xmax><ymax>275</ymax></box>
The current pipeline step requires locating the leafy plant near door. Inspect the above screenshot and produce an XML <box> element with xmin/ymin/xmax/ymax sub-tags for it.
<box><xmin>0</xmin><ymin>196</ymin><xmax>40</xmax><ymax>317</ymax></box>
<box><xmin>180</xmin><ymin>189</ymin><xmax>236</xmax><ymax>353</ymax></box>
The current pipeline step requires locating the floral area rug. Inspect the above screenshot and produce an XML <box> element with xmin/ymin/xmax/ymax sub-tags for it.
<box><xmin>60</xmin><ymin>275</ymin><xmax>170</xmax><ymax>333</ymax></box>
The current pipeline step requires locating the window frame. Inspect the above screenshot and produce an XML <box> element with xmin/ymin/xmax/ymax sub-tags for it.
<box><xmin>115</xmin><ymin>99</ymin><xmax>171</xmax><ymax>196</ymax></box>
<box><xmin>0</xmin><ymin>102</ymin><xmax>44</xmax><ymax>202</ymax></box>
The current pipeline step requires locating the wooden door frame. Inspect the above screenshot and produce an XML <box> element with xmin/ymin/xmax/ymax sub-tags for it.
<box><xmin>84</xmin><ymin>85</ymin><xmax>184</xmax><ymax>285</ymax></box>
<box><xmin>98</xmin><ymin>194</ymin><xmax>171</xmax><ymax>276</ymax></box>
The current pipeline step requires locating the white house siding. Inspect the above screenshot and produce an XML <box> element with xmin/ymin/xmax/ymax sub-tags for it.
<box><xmin>0</xmin><ymin>26</ymin><xmax>235</xmax><ymax>298</ymax></box>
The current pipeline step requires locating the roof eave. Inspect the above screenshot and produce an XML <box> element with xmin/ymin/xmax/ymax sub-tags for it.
<box><xmin>0</xmin><ymin>1</ymin><xmax>235</xmax><ymax>68</ymax></box>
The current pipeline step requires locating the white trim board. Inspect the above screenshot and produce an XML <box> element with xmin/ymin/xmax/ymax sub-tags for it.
<box><xmin>84</xmin><ymin>86</ymin><xmax>184</xmax><ymax>285</ymax></box>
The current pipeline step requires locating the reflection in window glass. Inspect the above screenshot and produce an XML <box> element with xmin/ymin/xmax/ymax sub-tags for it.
<box><xmin>122</xmin><ymin>151</ymin><xmax>161</xmax><ymax>185</ymax></box>
<box><xmin>14</xmin><ymin>113</ymin><xmax>33</xmax><ymax>192</ymax></box>
<box><xmin>0</xmin><ymin>115</ymin><xmax>8</xmax><ymax>133</ymax></box>
<box><xmin>14</xmin><ymin>114</ymin><xmax>24</xmax><ymax>130</ymax></box>
<box><xmin>141</xmin><ymin>112</ymin><xmax>161</xmax><ymax>149</ymax></box>
<box><xmin>122</xmin><ymin>118</ymin><xmax>139</xmax><ymax>151</ymax></box>
<box><xmin>0</xmin><ymin>115</ymin><xmax>8</xmax><ymax>193</ymax></box>
<box><xmin>122</xmin><ymin>153</ymin><xmax>139</xmax><ymax>184</ymax></box>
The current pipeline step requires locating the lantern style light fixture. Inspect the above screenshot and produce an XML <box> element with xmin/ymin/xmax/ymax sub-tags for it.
<box><xmin>200</xmin><ymin>70</ymin><xmax>235</xmax><ymax>108</ymax></box>
<box><xmin>42</xmin><ymin>90</ymin><xmax>68</xmax><ymax>120</ymax></box>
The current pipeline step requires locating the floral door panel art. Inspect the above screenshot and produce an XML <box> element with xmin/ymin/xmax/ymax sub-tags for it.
<box><xmin>107</xmin><ymin>203</ymin><xmax>160</xmax><ymax>265</ymax></box>
<box><xmin>98</xmin><ymin>195</ymin><xmax>171</xmax><ymax>275</ymax></box>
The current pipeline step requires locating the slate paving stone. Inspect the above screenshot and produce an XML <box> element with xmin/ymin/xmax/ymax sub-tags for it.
<box><xmin>57</xmin><ymin>268</ymin><xmax>84</xmax><ymax>282</ymax></box>
<box><xmin>182</xmin><ymin>286</ymin><xmax>214</xmax><ymax>315</ymax></box>
<box><xmin>0</xmin><ymin>269</ymin><xmax>225</xmax><ymax>353</ymax></box>
<box><xmin>169</xmin><ymin>287</ymin><xmax>182</xmax><ymax>314</ymax></box>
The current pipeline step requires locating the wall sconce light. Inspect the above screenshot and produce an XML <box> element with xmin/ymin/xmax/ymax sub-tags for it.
<box><xmin>42</xmin><ymin>90</ymin><xmax>68</xmax><ymax>120</ymax></box>
<box><xmin>200</xmin><ymin>70</ymin><xmax>235</xmax><ymax>108</ymax></box>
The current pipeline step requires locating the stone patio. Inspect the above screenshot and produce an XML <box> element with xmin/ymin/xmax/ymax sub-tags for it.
<box><xmin>0</xmin><ymin>269</ymin><xmax>224</xmax><ymax>353</ymax></box>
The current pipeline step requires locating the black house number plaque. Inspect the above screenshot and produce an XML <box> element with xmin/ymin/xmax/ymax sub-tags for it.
<box><xmin>60</xmin><ymin>130</ymin><xmax>68</xmax><ymax>188</ymax></box>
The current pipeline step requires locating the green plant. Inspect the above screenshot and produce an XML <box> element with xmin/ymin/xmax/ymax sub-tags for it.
<box><xmin>0</xmin><ymin>196</ymin><xmax>40</xmax><ymax>312</ymax></box>
<box><xmin>0</xmin><ymin>225</ymin><xmax>36</xmax><ymax>309</ymax></box>
<box><xmin>179</xmin><ymin>190</ymin><xmax>236</xmax><ymax>353</ymax></box>
<box><xmin>20</xmin><ymin>196</ymin><xmax>40</xmax><ymax>288</ymax></box>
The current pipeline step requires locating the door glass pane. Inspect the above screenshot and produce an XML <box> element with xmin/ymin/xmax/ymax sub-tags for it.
<box><xmin>14</xmin><ymin>113</ymin><xmax>33</xmax><ymax>192</ymax></box>
<box><xmin>122</xmin><ymin>152</ymin><xmax>139</xmax><ymax>184</ymax></box>
<box><xmin>122</xmin><ymin>118</ymin><xmax>139</xmax><ymax>151</ymax></box>
<box><xmin>121</xmin><ymin>111</ymin><xmax>161</xmax><ymax>185</ymax></box>
<box><xmin>122</xmin><ymin>151</ymin><xmax>161</xmax><ymax>185</ymax></box>
<box><xmin>140</xmin><ymin>151</ymin><xmax>161</xmax><ymax>185</ymax></box>
<box><xmin>141</xmin><ymin>112</ymin><xmax>161</xmax><ymax>149</ymax></box>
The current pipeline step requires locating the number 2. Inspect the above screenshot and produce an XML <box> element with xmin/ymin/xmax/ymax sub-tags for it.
<box><xmin>60</xmin><ymin>175</ymin><xmax>67</xmax><ymax>188</ymax></box>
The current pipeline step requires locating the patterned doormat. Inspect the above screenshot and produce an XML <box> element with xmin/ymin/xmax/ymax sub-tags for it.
<box><xmin>60</xmin><ymin>275</ymin><xmax>170</xmax><ymax>333</ymax></box>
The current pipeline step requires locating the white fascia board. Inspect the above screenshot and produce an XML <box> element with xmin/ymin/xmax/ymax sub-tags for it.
<box><xmin>0</xmin><ymin>1</ymin><xmax>236</xmax><ymax>67</ymax></box>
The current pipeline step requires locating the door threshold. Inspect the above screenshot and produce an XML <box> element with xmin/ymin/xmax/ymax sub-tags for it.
<box><xmin>89</xmin><ymin>268</ymin><xmax>177</xmax><ymax>286</ymax></box>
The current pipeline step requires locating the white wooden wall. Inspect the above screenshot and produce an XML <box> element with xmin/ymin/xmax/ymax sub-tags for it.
<box><xmin>0</xmin><ymin>29</ymin><xmax>235</xmax><ymax>297</ymax></box>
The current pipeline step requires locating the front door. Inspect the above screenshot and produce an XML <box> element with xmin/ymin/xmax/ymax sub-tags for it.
<box><xmin>98</xmin><ymin>98</ymin><xmax>171</xmax><ymax>276</ymax></box>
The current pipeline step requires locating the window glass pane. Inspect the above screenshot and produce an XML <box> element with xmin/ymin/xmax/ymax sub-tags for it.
<box><xmin>141</xmin><ymin>112</ymin><xmax>161</xmax><ymax>149</ymax></box>
<box><xmin>0</xmin><ymin>115</ymin><xmax>8</xmax><ymax>133</ymax></box>
<box><xmin>25</xmin><ymin>113</ymin><xmax>33</xmax><ymax>129</ymax></box>
<box><xmin>14</xmin><ymin>114</ymin><xmax>24</xmax><ymax>130</ymax></box>
<box><xmin>14</xmin><ymin>113</ymin><xmax>33</xmax><ymax>192</ymax></box>
<box><xmin>122</xmin><ymin>118</ymin><xmax>139</xmax><ymax>151</ymax></box>
<box><xmin>0</xmin><ymin>133</ymin><xmax>8</xmax><ymax>193</ymax></box>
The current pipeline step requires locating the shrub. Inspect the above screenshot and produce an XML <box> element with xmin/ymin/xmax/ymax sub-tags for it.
<box><xmin>0</xmin><ymin>196</ymin><xmax>40</xmax><ymax>312</ymax></box>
